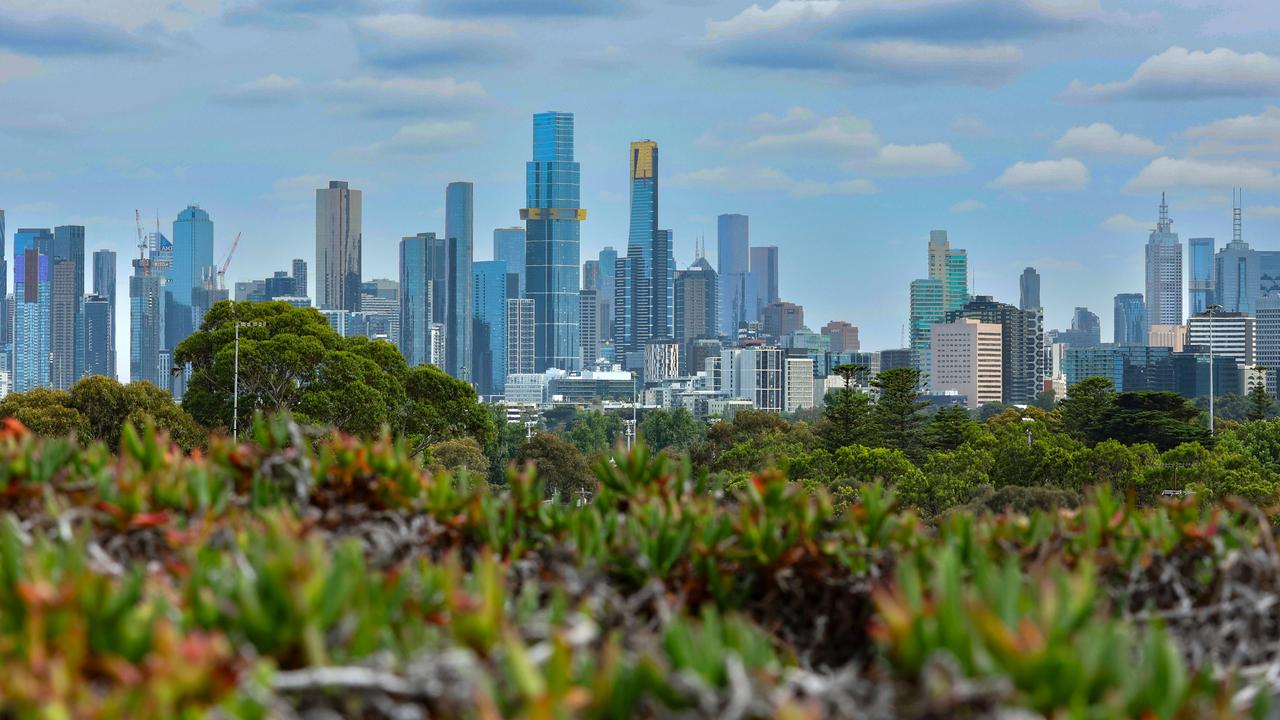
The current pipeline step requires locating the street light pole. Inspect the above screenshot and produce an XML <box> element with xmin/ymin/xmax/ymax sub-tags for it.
<box><xmin>1206</xmin><ymin>304</ymin><xmax>1222</xmax><ymax>435</ymax></box>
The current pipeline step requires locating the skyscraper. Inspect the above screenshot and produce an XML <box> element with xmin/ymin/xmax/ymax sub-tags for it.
<box><xmin>821</xmin><ymin>321</ymin><xmax>860</xmax><ymax>353</ymax></box>
<box><xmin>0</xmin><ymin>210</ymin><xmax>7</xmax><ymax>346</ymax></box>
<box><xmin>717</xmin><ymin>213</ymin><xmax>749</xmax><ymax>336</ymax></box>
<box><xmin>1019</xmin><ymin>267</ymin><xmax>1040</xmax><ymax>310</ymax></box>
<box><xmin>596</xmin><ymin>246</ymin><xmax>617</xmax><ymax>344</ymax></box>
<box><xmin>171</xmin><ymin>205</ymin><xmax>215</xmax><ymax>328</ymax></box>
<box><xmin>472</xmin><ymin>260</ymin><xmax>508</xmax><ymax>397</ymax></box>
<box><xmin>399</xmin><ymin>233</ymin><xmax>445</xmax><ymax>368</ymax></box>
<box><xmin>292</xmin><ymin>258</ymin><xmax>308</xmax><ymax>301</ymax></box>
<box><xmin>579</xmin><ymin>288</ymin><xmax>599</xmax><ymax>368</ymax></box>
<box><xmin>674</xmin><ymin>257</ymin><xmax>718</xmax><ymax>345</ymax></box>
<box><xmin>750</xmin><ymin>245</ymin><xmax>780</xmax><ymax>309</ymax></box>
<box><xmin>1145</xmin><ymin>194</ymin><xmax>1182</xmax><ymax>330</ymax></box>
<box><xmin>50</xmin><ymin>226</ymin><xmax>86</xmax><ymax>379</ymax></box>
<box><xmin>83</xmin><ymin>295</ymin><xmax>114</xmax><ymax>378</ymax></box>
<box><xmin>14</xmin><ymin>248</ymin><xmax>50</xmax><ymax>392</ymax></box>
<box><xmin>930</xmin><ymin>318</ymin><xmax>1003</xmax><ymax>410</ymax></box>
<box><xmin>523</xmin><ymin>112</ymin><xmax>584</xmax><ymax>371</ymax></box>
<box><xmin>130</xmin><ymin>257</ymin><xmax>165</xmax><ymax>387</ymax></box>
<box><xmin>947</xmin><ymin>296</ymin><xmax>1046</xmax><ymax>406</ymax></box>
<box><xmin>1114</xmin><ymin>293</ymin><xmax>1147</xmax><ymax>347</ymax></box>
<box><xmin>316</xmin><ymin>180</ymin><xmax>362</xmax><ymax>313</ymax></box>
<box><xmin>927</xmin><ymin>230</ymin><xmax>968</xmax><ymax>313</ymax></box>
<box><xmin>615</xmin><ymin>140</ymin><xmax>674</xmax><ymax>367</ymax></box>
<box><xmin>493</xmin><ymin>227</ymin><xmax>525</xmax><ymax>296</ymax></box>
<box><xmin>582</xmin><ymin>259</ymin><xmax>600</xmax><ymax>291</ymax></box>
<box><xmin>909</xmin><ymin>278</ymin><xmax>944</xmax><ymax>375</ymax></box>
<box><xmin>761</xmin><ymin>301</ymin><xmax>803</xmax><ymax>339</ymax></box>
<box><xmin>445</xmin><ymin>181</ymin><xmax>474</xmax><ymax>381</ymax></box>
<box><xmin>1189</xmin><ymin>237</ymin><xmax>1215</xmax><ymax>316</ymax></box>
<box><xmin>506</xmin><ymin>297</ymin><xmax>535</xmax><ymax>378</ymax></box>
<box><xmin>1214</xmin><ymin>198</ymin><xmax>1258</xmax><ymax>315</ymax></box>
<box><xmin>93</xmin><ymin>250</ymin><xmax>117</xmax><ymax>306</ymax></box>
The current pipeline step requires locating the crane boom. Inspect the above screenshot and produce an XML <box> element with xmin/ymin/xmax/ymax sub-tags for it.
<box><xmin>135</xmin><ymin>209</ymin><xmax>149</xmax><ymax>276</ymax></box>
<box><xmin>216</xmin><ymin>232</ymin><xmax>242</xmax><ymax>289</ymax></box>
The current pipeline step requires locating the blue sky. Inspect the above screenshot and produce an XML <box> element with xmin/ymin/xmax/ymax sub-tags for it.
<box><xmin>4</xmin><ymin>0</ymin><xmax>1280</xmax><ymax>371</ymax></box>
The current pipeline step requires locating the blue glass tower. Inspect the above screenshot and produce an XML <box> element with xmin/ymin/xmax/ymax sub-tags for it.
<box><xmin>614</xmin><ymin>140</ymin><xmax>675</xmax><ymax>370</ymax></box>
<box><xmin>170</xmin><ymin>206</ymin><xmax>214</xmax><ymax>351</ymax></box>
<box><xmin>400</xmin><ymin>233</ymin><xmax>446</xmax><ymax>368</ymax></box>
<box><xmin>493</xmin><ymin>227</ymin><xmax>525</xmax><ymax>297</ymax></box>
<box><xmin>445</xmin><ymin>182</ymin><xmax>474</xmax><ymax>381</ymax></box>
<box><xmin>472</xmin><ymin>260</ymin><xmax>508</xmax><ymax>397</ymax></box>
<box><xmin>1188</xmin><ymin>237</ymin><xmax>1215</xmax><ymax>316</ymax></box>
<box><xmin>1113</xmin><ymin>293</ymin><xmax>1147</xmax><ymax>346</ymax></box>
<box><xmin>14</xmin><ymin>248</ymin><xmax>50</xmax><ymax>392</ymax></box>
<box><xmin>522</xmin><ymin>112</ymin><xmax>584</xmax><ymax>371</ymax></box>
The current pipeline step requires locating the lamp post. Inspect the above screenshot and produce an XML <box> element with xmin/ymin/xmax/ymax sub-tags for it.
<box><xmin>1205</xmin><ymin>304</ymin><xmax>1223</xmax><ymax>435</ymax></box>
<box><xmin>232</xmin><ymin>320</ymin><xmax>267</xmax><ymax>441</ymax></box>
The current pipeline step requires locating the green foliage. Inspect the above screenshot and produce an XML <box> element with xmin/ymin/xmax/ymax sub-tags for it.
<box><xmin>638</xmin><ymin>407</ymin><xmax>706</xmax><ymax>453</ymax></box>
<box><xmin>870</xmin><ymin>368</ymin><xmax>931</xmax><ymax>461</ymax></box>
<box><xmin>818</xmin><ymin>387</ymin><xmax>876</xmax><ymax>451</ymax></box>
<box><xmin>516</xmin><ymin>432</ymin><xmax>595</xmax><ymax>500</ymax></box>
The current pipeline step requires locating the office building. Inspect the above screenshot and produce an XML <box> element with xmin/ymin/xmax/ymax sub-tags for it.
<box><xmin>319</xmin><ymin>309</ymin><xmax>348</xmax><ymax>337</ymax></box>
<box><xmin>717</xmin><ymin>213</ymin><xmax>751</xmax><ymax>336</ymax></box>
<box><xmin>1145</xmin><ymin>194</ymin><xmax>1183</xmax><ymax>329</ymax></box>
<box><xmin>751</xmin><ymin>245</ymin><xmax>780</xmax><ymax>309</ymax></box>
<box><xmin>674</xmin><ymin>257</ymin><xmax>718</xmax><ymax>372</ymax></box>
<box><xmin>596</xmin><ymin>246</ymin><xmax>617</xmax><ymax>343</ymax></box>
<box><xmin>761</xmin><ymin>301</ymin><xmax>803</xmax><ymax>339</ymax></box>
<box><xmin>359</xmin><ymin>281</ymin><xmax>399</xmax><ymax>347</ymax></box>
<box><xmin>1187</xmin><ymin>310</ymin><xmax>1255</xmax><ymax>366</ymax></box>
<box><xmin>615</xmin><ymin>141</ymin><xmax>674</xmax><ymax>368</ymax></box>
<box><xmin>928</xmin><ymin>230</ymin><xmax>969</xmax><ymax>313</ymax></box>
<box><xmin>947</xmin><ymin>295</ymin><xmax>1045</xmax><ymax>405</ymax></box>
<box><xmin>400</xmin><ymin>234</ymin><xmax>444</xmax><ymax>367</ymax></box>
<box><xmin>493</xmin><ymin>227</ymin><xmax>526</xmax><ymax>297</ymax></box>
<box><xmin>930</xmin><ymin>318</ymin><xmax>1002</xmax><ymax>410</ymax></box>
<box><xmin>235</xmin><ymin>280</ymin><xmax>266</xmax><ymax>302</ymax></box>
<box><xmin>473</xmin><ymin>260</ymin><xmax>508</xmax><ymax>397</ymax></box>
<box><xmin>1148</xmin><ymin>324</ymin><xmax>1187</xmax><ymax>352</ymax></box>
<box><xmin>445</xmin><ymin>181</ymin><xmax>474</xmax><ymax>380</ymax></box>
<box><xmin>1062</xmin><ymin>345</ymin><xmax>1175</xmax><ymax>393</ymax></box>
<box><xmin>582</xmin><ymin>259</ymin><xmax>600</xmax><ymax>292</ymax></box>
<box><xmin>14</xmin><ymin>249</ymin><xmax>50</xmax><ymax>392</ymax></box>
<box><xmin>0</xmin><ymin>210</ymin><xmax>6</xmax><ymax>346</ymax></box>
<box><xmin>506</xmin><ymin>297</ymin><xmax>536</xmax><ymax>378</ymax></box>
<box><xmin>170</xmin><ymin>206</ymin><xmax>215</xmax><ymax>340</ymax></box>
<box><xmin>83</xmin><ymin>294</ymin><xmax>114</xmax><ymax>378</ymax></box>
<box><xmin>880</xmin><ymin>348</ymin><xmax>913</xmax><ymax>372</ymax></box>
<box><xmin>129</xmin><ymin>256</ymin><xmax>166</xmax><ymax>387</ymax></box>
<box><xmin>1019</xmin><ymin>266</ymin><xmax>1040</xmax><ymax>310</ymax></box>
<box><xmin>1258</xmin><ymin>300</ymin><xmax>1280</xmax><ymax>394</ymax></box>
<box><xmin>1214</xmin><ymin>201</ymin><xmax>1259</xmax><ymax>315</ymax></box>
<box><xmin>316</xmin><ymin>180</ymin><xmax>362</xmax><ymax>313</ymax></box>
<box><xmin>1114</xmin><ymin>293</ymin><xmax>1146</xmax><ymax>346</ymax></box>
<box><xmin>909</xmin><ymin>278</ymin><xmax>944</xmax><ymax>374</ymax></box>
<box><xmin>523</xmin><ymin>112</ymin><xmax>584</xmax><ymax>371</ymax></box>
<box><xmin>579</xmin><ymin>288</ymin><xmax>600</xmax><ymax>369</ymax></box>
<box><xmin>1054</xmin><ymin>307</ymin><xmax>1101</xmax><ymax>348</ymax></box>
<box><xmin>821</xmin><ymin>321</ymin><xmax>859</xmax><ymax>353</ymax></box>
<box><xmin>723</xmin><ymin>346</ymin><xmax>784</xmax><ymax>413</ymax></box>
<box><xmin>1189</xmin><ymin>237</ymin><xmax>1215</xmax><ymax>316</ymax></box>
<box><xmin>50</xmin><ymin>261</ymin><xmax>77</xmax><ymax>389</ymax></box>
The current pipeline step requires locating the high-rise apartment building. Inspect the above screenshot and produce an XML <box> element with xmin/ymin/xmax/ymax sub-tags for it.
<box><xmin>14</xmin><ymin>248</ymin><xmax>50</xmax><ymax>392</ymax></box>
<box><xmin>723</xmin><ymin>346</ymin><xmax>784</xmax><ymax>412</ymax></box>
<box><xmin>644</xmin><ymin>340</ymin><xmax>680</xmax><ymax>383</ymax></box>
<box><xmin>615</xmin><ymin>141</ymin><xmax>674</xmax><ymax>368</ymax></box>
<box><xmin>909</xmin><ymin>278</ymin><xmax>944</xmax><ymax>375</ymax></box>
<box><xmin>1258</xmin><ymin>300</ymin><xmax>1280</xmax><ymax>394</ymax></box>
<box><xmin>316</xmin><ymin>180</ymin><xmax>362</xmax><ymax>313</ymax></box>
<box><xmin>1189</xmin><ymin>237</ymin><xmax>1215</xmax><ymax>316</ymax></box>
<box><xmin>1145</xmin><ymin>195</ymin><xmax>1183</xmax><ymax>330</ymax></box>
<box><xmin>506</xmin><ymin>297</ymin><xmax>535</xmax><ymax>378</ymax></box>
<box><xmin>1114</xmin><ymin>293</ymin><xmax>1147</xmax><ymax>346</ymax></box>
<box><xmin>751</xmin><ymin>245</ymin><xmax>780</xmax><ymax>310</ymax></box>
<box><xmin>83</xmin><ymin>295</ymin><xmax>114</xmax><ymax>378</ymax></box>
<box><xmin>399</xmin><ymin>233</ymin><xmax>444</xmax><ymax>368</ymax></box>
<box><xmin>493</xmin><ymin>227</ymin><xmax>526</xmax><ymax>297</ymax></box>
<box><xmin>0</xmin><ymin>210</ymin><xmax>7</xmax><ymax>346</ymax></box>
<box><xmin>596</xmin><ymin>246</ymin><xmax>617</xmax><ymax>344</ymax></box>
<box><xmin>947</xmin><ymin>296</ymin><xmax>1045</xmax><ymax>405</ymax></box>
<box><xmin>928</xmin><ymin>230</ymin><xmax>969</xmax><ymax>313</ymax></box>
<box><xmin>129</xmin><ymin>257</ymin><xmax>165</xmax><ymax>387</ymax></box>
<box><xmin>93</xmin><ymin>249</ymin><xmax>116</xmax><ymax>305</ymax></box>
<box><xmin>291</xmin><ymin>258</ymin><xmax>308</xmax><ymax>301</ymax></box>
<box><xmin>445</xmin><ymin>181</ymin><xmax>474</xmax><ymax>380</ymax></box>
<box><xmin>930</xmin><ymin>318</ymin><xmax>1003</xmax><ymax>410</ymax></box>
<box><xmin>472</xmin><ymin>260</ymin><xmax>508</xmax><ymax>397</ymax></box>
<box><xmin>50</xmin><ymin>260</ymin><xmax>77</xmax><ymax>390</ymax></box>
<box><xmin>821</xmin><ymin>321</ymin><xmax>860</xmax><ymax>353</ymax></box>
<box><xmin>523</xmin><ymin>112</ymin><xmax>584</xmax><ymax>371</ymax></box>
<box><xmin>1019</xmin><ymin>267</ymin><xmax>1040</xmax><ymax>310</ymax></box>
<box><xmin>717</xmin><ymin>213</ymin><xmax>751</xmax><ymax>336</ymax></box>
<box><xmin>579</xmin><ymin>288</ymin><xmax>599</xmax><ymax>369</ymax></box>
<box><xmin>784</xmin><ymin>356</ymin><xmax>815</xmax><ymax>413</ymax></box>
<box><xmin>358</xmin><ymin>280</ymin><xmax>399</xmax><ymax>347</ymax></box>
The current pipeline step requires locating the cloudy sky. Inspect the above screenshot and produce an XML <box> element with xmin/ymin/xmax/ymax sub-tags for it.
<box><xmin>4</xmin><ymin>0</ymin><xmax>1280</xmax><ymax>369</ymax></box>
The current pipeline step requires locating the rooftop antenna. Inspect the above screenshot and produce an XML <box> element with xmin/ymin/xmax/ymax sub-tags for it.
<box><xmin>1233</xmin><ymin>187</ymin><xmax>1243</xmax><ymax>246</ymax></box>
<box><xmin>1157</xmin><ymin>192</ymin><xmax>1172</xmax><ymax>233</ymax></box>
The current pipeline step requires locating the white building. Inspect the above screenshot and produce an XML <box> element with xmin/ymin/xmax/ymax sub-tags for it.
<box><xmin>930</xmin><ymin>318</ymin><xmax>1002</xmax><ymax>410</ymax></box>
<box><xmin>1187</xmin><ymin>311</ymin><xmax>1255</xmax><ymax>366</ymax></box>
<box><xmin>505</xmin><ymin>373</ymin><xmax>550</xmax><ymax>406</ymax></box>
<box><xmin>644</xmin><ymin>341</ymin><xmax>681</xmax><ymax>384</ymax></box>
<box><xmin>784</xmin><ymin>357</ymin><xmax>815</xmax><ymax>413</ymax></box>
<box><xmin>722</xmin><ymin>346</ymin><xmax>784</xmax><ymax>412</ymax></box>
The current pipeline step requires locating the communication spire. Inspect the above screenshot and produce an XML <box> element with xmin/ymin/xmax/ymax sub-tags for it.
<box><xmin>1157</xmin><ymin>192</ymin><xmax>1171</xmax><ymax>233</ymax></box>
<box><xmin>1233</xmin><ymin>187</ymin><xmax>1243</xmax><ymax>246</ymax></box>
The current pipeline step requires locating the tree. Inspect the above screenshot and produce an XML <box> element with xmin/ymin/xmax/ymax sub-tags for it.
<box><xmin>1031</xmin><ymin>388</ymin><xmax>1057</xmax><ymax>411</ymax></box>
<box><xmin>928</xmin><ymin>404</ymin><xmax>974</xmax><ymax>451</ymax></box>
<box><xmin>401</xmin><ymin>364</ymin><xmax>494</xmax><ymax>454</ymax></box>
<box><xmin>818</xmin><ymin>388</ymin><xmax>876</xmax><ymax>451</ymax></box>
<box><xmin>0</xmin><ymin>378</ymin><xmax>206</xmax><ymax>451</ymax></box>
<box><xmin>430</xmin><ymin>437</ymin><xmax>490</xmax><ymax>478</ymax></box>
<box><xmin>870</xmin><ymin>368</ymin><xmax>930</xmax><ymax>461</ymax></box>
<box><xmin>638</xmin><ymin>408</ymin><xmax>706</xmax><ymax>452</ymax></box>
<box><xmin>1102</xmin><ymin>392</ymin><xmax>1209</xmax><ymax>451</ymax></box>
<box><xmin>1247</xmin><ymin>382</ymin><xmax>1275</xmax><ymax>423</ymax></box>
<box><xmin>831</xmin><ymin>363</ymin><xmax>867</xmax><ymax>389</ymax></box>
<box><xmin>1059</xmin><ymin>377</ymin><xmax>1116</xmax><ymax>444</ymax></box>
<box><xmin>978</xmin><ymin>402</ymin><xmax>1013</xmax><ymax>421</ymax></box>
<box><xmin>484</xmin><ymin>406</ymin><xmax>529</xmax><ymax>486</ymax></box>
<box><xmin>565</xmin><ymin>411</ymin><xmax>623</xmax><ymax>457</ymax></box>
<box><xmin>0</xmin><ymin>388</ymin><xmax>90</xmax><ymax>439</ymax></box>
<box><xmin>516</xmin><ymin>433</ymin><xmax>595</xmax><ymax>500</ymax></box>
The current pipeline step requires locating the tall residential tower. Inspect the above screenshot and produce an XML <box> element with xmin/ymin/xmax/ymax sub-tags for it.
<box><xmin>316</xmin><ymin>180</ymin><xmax>362</xmax><ymax>313</ymax></box>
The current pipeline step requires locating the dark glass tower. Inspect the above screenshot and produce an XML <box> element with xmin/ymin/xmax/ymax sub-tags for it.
<box><xmin>445</xmin><ymin>181</ymin><xmax>474</xmax><ymax>381</ymax></box>
<box><xmin>522</xmin><ymin>112</ymin><xmax>584</xmax><ymax>371</ymax></box>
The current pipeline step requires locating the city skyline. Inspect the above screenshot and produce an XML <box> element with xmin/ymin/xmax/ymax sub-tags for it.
<box><xmin>4</xmin><ymin>2</ymin><xmax>1280</xmax><ymax>372</ymax></box>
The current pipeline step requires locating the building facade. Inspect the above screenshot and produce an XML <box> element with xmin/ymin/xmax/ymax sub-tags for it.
<box><xmin>930</xmin><ymin>318</ymin><xmax>1002</xmax><ymax>410</ymax></box>
<box><xmin>615</xmin><ymin>140</ymin><xmax>674</xmax><ymax>366</ymax></box>
<box><xmin>928</xmin><ymin>230</ymin><xmax>969</xmax><ymax>313</ymax></box>
<box><xmin>909</xmin><ymin>278</ymin><xmax>944</xmax><ymax>375</ymax></box>
<box><xmin>316</xmin><ymin>180</ymin><xmax>362</xmax><ymax>313</ymax></box>
<box><xmin>1145</xmin><ymin>195</ymin><xmax>1183</xmax><ymax>330</ymax></box>
<box><xmin>473</xmin><ymin>260</ymin><xmax>508</xmax><ymax>397</ymax></box>
<box><xmin>579</xmin><ymin>288</ymin><xmax>599</xmax><ymax>369</ymax></box>
<box><xmin>784</xmin><ymin>356</ymin><xmax>815</xmax><ymax>413</ymax></box>
<box><xmin>1114</xmin><ymin>293</ymin><xmax>1147</xmax><ymax>346</ymax></box>
<box><xmin>761</xmin><ymin>301</ymin><xmax>803</xmax><ymax>339</ymax></box>
<box><xmin>493</xmin><ymin>227</ymin><xmax>526</xmax><ymax>297</ymax></box>
<box><xmin>1019</xmin><ymin>266</ymin><xmax>1040</xmax><ymax>310</ymax></box>
<box><xmin>1187</xmin><ymin>311</ymin><xmax>1256</xmax><ymax>366</ymax></box>
<box><xmin>523</xmin><ymin>112</ymin><xmax>584</xmax><ymax>371</ymax></box>
<box><xmin>717</xmin><ymin>213</ymin><xmax>751</xmax><ymax>336</ymax></box>
<box><xmin>821</xmin><ymin>321</ymin><xmax>860</xmax><ymax>353</ymax></box>
<box><xmin>445</xmin><ymin>181</ymin><xmax>474</xmax><ymax>381</ymax></box>
<box><xmin>399</xmin><ymin>233</ymin><xmax>443</xmax><ymax>367</ymax></box>
<box><xmin>751</xmin><ymin>245</ymin><xmax>779</xmax><ymax>311</ymax></box>
<box><xmin>14</xmin><ymin>249</ymin><xmax>50</xmax><ymax>392</ymax></box>
<box><xmin>506</xmin><ymin>297</ymin><xmax>535</xmax><ymax>379</ymax></box>
<box><xmin>947</xmin><ymin>295</ymin><xmax>1045</xmax><ymax>405</ymax></box>
<box><xmin>1189</xmin><ymin>237</ymin><xmax>1215</xmax><ymax>316</ymax></box>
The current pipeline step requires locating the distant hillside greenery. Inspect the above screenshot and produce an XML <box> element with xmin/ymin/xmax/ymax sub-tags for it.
<box><xmin>0</xmin><ymin>413</ymin><xmax>1276</xmax><ymax>717</ymax></box>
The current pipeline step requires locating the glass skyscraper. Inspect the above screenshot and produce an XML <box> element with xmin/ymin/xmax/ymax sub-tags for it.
<box><xmin>717</xmin><ymin>213</ymin><xmax>750</xmax><ymax>336</ymax></box>
<box><xmin>1114</xmin><ymin>293</ymin><xmax>1147</xmax><ymax>346</ymax></box>
<box><xmin>14</xmin><ymin>248</ymin><xmax>50</xmax><ymax>392</ymax></box>
<box><xmin>909</xmin><ymin>278</ymin><xmax>944</xmax><ymax>376</ymax></box>
<box><xmin>316</xmin><ymin>180</ymin><xmax>362</xmax><ymax>313</ymax></box>
<box><xmin>616</xmin><ymin>140</ymin><xmax>674</xmax><ymax>367</ymax></box>
<box><xmin>1188</xmin><ymin>237</ymin><xmax>1215</xmax><ymax>316</ymax></box>
<box><xmin>928</xmin><ymin>230</ymin><xmax>969</xmax><ymax>313</ymax></box>
<box><xmin>445</xmin><ymin>181</ymin><xmax>474</xmax><ymax>381</ymax></box>
<box><xmin>472</xmin><ymin>260</ymin><xmax>508</xmax><ymax>397</ymax></box>
<box><xmin>522</xmin><ymin>111</ymin><xmax>584</xmax><ymax>371</ymax></box>
<box><xmin>399</xmin><ymin>233</ymin><xmax>446</xmax><ymax>368</ymax></box>
<box><xmin>1019</xmin><ymin>266</ymin><xmax>1040</xmax><ymax>310</ymax></box>
<box><xmin>493</xmin><ymin>228</ymin><xmax>525</xmax><ymax>297</ymax></box>
<box><xmin>1145</xmin><ymin>195</ymin><xmax>1183</xmax><ymax>330</ymax></box>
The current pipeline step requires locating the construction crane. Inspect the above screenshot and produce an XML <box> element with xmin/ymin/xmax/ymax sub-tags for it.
<box><xmin>215</xmin><ymin>232</ymin><xmax>242</xmax><ymax>290</ymax></box>
<box><xmin>135</xmin><ymin>209</ymin><xmax>149</xmax><ymax>276</ymax></box>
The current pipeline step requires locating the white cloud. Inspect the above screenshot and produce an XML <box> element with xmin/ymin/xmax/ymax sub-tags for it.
<box><xmin>321</xmin><ymin>76</ymin><xmax>486</xmax><ymax>116</ymax></box>
<box><xmin>865</xmin><ymin>142</ymin><xmax>968</xmax><ymax>175</ymax></box>
<box><xmin>747</xmin><ymin>115</ymin><xmax>879</xmax><ymax>155</ymax></box>
<box><xmin>1052</xmin><ymin>123</ymin><xmax>1163</xmax><ymax>157</ymax></box>
<box><xmin>991</xmin><ymin>158</ymin><xmax>1089</xmax><ymax>190</ymax></box>
<box><xmin>267</xmin><ymin>174</ymin><xmax>341</xmax><ymax>200</ymax></box>
<box><xmin>352</xmin><ymin>14</ymin><xmax>513</xmax><ymax>68</ymax></box>
<box><xmin>1246</xmin><ymin>205</ymin><xmax>1280</xmax><ymax>218</ymax></box>
<box><xmin>1102</xmin><ymin>213</ymin><xmax>1150</xmax><ymax>233</ymax></box>
<box><xmin>1124</xmin><ymin>157</ymin><xmax>1280</xmax><ymax>192</ymax></box>
<box><xmin>1182</xmin><ymin>106</ymin><xmax>1280</xmax><ymax>157</ymax></box>
<box><xmin>671</xmin><ymin>166</ymin><xmax>875</xmax><ymax>197</ymax></box>
<box><xmin>853</xmin><ymin>40</ymin><xmax>1022</xmax><ymax>86</ymax></box>
<box><xmin>951</xmin><ymin>199</ymin><xmax>985</xmax><ymax>213</ymax></box>
<box><xmin>357</xmin><ymin>120</ymin><xmax>478</xmax><ymax>155</ymax></box>
<box><xmin>1063</xmin><ymin>46</ymin><xmax>1280</xmax><ymax>101</ymax></box>
<box><xmin>216</xmin><ymin>74</ymin><xmax>303</xmax><ymax>105</ymax></box>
